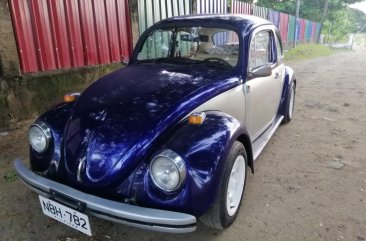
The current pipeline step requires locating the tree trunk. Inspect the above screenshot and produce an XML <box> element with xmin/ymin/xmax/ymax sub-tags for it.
<box><xmin>317</xmin><ymin>0</ymin><xmax>329</xmax><ymax>43</ymax></box>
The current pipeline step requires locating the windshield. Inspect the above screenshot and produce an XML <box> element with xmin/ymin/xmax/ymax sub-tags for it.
<box><xmin>136</xmin><ymin>27</ymin><xmax>239</xmax><ymax>69</ymax></box>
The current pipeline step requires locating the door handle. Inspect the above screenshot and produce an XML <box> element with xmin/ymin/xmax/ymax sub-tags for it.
<box><xmin>245</xmin><ymin>84</ymin><xmax>250</xmax><ymax>94</ymax></box>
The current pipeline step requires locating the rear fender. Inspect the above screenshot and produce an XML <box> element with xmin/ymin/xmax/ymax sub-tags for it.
<box><xmin>130</xmin><ymin>111</ymin><xmax>252</xmax><ymax>216</ymax></box>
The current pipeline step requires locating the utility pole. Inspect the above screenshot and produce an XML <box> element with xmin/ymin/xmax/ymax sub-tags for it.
<box><xmin>317</xmin><ymin>0</ymin><xmax>329</xmax><ymax>43</ymax></box>
<box><xmin>293</xmin><ymin>0</ymin><xmax>300</xmax><ymax>48</ymax></box>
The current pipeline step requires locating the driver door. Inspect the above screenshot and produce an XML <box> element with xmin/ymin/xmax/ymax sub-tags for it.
<box><xmin>244</xmin><ymin>29</ymin><xmax>279</xmax><ymax>140</ymax></box>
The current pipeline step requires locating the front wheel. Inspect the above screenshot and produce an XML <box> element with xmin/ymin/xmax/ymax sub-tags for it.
<box><xmin>283</xmin><ymin>82</ymin><xmax>296</xmax><ymax>124</ymax></box>
<box><xmin>200</xmin><ymin>141</ymin><xmax>247</xmax><ymax>229</ymax></box>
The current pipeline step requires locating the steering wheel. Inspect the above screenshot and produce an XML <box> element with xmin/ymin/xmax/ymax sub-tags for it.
<box><xmin>201</xmin><ymin>57</ymin><xmax>231</xmax><ymax>68</ymax></box>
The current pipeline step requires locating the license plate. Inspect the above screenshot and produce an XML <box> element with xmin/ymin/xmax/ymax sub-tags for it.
<box><xmin>39</xmin><ymin>196</ymin><xmax>92</xmax><ymax>236</ymax></box>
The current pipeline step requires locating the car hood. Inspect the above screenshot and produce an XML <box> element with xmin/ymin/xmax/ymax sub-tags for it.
<box><xmin>63</xmin><ymin>63</ymin><xmax>240</xmax><ymax>188</ymax></box>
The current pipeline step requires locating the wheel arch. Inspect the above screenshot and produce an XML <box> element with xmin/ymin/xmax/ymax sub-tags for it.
<box><xmin>278</xmin><ymin>66</ymin><xmax>296</xmax><ymax>116</ymax></box>
<box><xmin>30</xmin><ymin>102</ymin><xmax>74</xmax><ymax>173</ymax></box>
<box><xmin>130</xmin><ymin>111</ymin><xmax>253</xmax><ymax>217</ymax></box>
<box><xmin>237</xmin><ymin>133</ymin><xmax>254</xmax><ymax>173</ymax></box>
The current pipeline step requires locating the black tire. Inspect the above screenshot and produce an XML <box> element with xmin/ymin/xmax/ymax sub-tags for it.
<box><xmin>200</xmin><ymin>141</ymin><xmax>248</xmax><ymax>229</ymax></box>
<box><xmin>282</xmin><ymin>82</ymin><xmax>296</xmax><ymax>124</ymax></box>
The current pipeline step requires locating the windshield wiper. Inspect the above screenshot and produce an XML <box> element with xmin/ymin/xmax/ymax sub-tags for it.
<box><xmin>197</xmin><ymin>59</ymin><xmax>233</xmax><ymax>70</ymax></box>
<box><xmin>138</xmin><ymin>57</ymin><xmax>199</xmax><ymax>65</ymax></box>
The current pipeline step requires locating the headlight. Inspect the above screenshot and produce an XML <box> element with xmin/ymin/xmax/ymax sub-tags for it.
<box><xmin>28</xmin><ymin>122</ymin><xmax>51</xmax><ymax>153</ymax></box>
<box><xmin>149</xmin><ymin>149</ymin><xmax>186</xmax><ymax>192</ymax></box>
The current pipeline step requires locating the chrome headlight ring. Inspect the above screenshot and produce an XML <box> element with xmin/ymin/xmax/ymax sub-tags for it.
<box><xmin>28</xmin><ymin>121</ymin><xmax>52</xmax><ymax>153</ymax></box>
<box><xmin>149</xmin><ymin>149</ymin><xmax>187</xmax><ymax>192</ymax></box>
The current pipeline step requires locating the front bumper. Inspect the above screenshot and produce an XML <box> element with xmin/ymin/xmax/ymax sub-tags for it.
<box><xmin>14</xmin><ymin>159</ymin><xmax>196</xmax><ymax>233</ymax></box>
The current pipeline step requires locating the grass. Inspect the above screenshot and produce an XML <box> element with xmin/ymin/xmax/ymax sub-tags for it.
<box><xmin>284</xmin><ymin>44</ymin><xmax>333</xmax><ymax>62</ymax></box>
<box><xmin>3</xmin><ymin>170</ymin><xmax>17</xmax><ymax>182</ymax></box>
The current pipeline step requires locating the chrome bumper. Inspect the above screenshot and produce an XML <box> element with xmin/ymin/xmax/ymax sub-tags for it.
<box><xmin>14</xmin><ymin>160</ymin><xmax>196</xmax><ymax>233</ymax></box>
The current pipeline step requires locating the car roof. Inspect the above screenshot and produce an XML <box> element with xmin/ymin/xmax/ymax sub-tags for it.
<box><xmin>157</xmin><ymin>14</ymin><xmax>272</xmax><ymax>30</ymax></box>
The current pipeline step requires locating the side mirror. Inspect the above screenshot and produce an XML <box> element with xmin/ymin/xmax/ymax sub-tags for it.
<box><xmin>249</xmin><ymin>65</ymin><xmax>272</xmax><ymax>78</ymax></box>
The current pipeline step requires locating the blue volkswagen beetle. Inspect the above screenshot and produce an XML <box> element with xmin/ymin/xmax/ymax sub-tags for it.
<box><xmin>14</xmin><ymin>14</ymin><xmax>296</xmax><ymax>235</ymax></box>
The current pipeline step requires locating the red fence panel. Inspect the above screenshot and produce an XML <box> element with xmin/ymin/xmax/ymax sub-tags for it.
<box><xmin>116</xmin><ymin>0</ymin><xmax>131</xmax><ymax>62</ymax></box>
<box><xmin>105</xmin><ymin>0</ymin><xmax>124</xmax><ymax>62</ymax></box>
<box><xmin>312</xmin><ymin>22</ymin><xmax>317</xmax><ymax>41</ymax></box>
<box><xmin>64</xmin><ymin>0</ymin><xmax>84</xmax><ymax>68</ymax></box>
<box><xmin>9</xmin><ymin>0</ymin><xmax>132</xmax><ymax>73</ymax></box>
<box><xmin>299</xmin><ymin>18</ymin><xmax>306</xmax><ymax>41</ymax></box>
<box><xmin>48</xmin><ymin>0</ymin><xmax>71</xmax><ymax>69</ymax></box>
<box><xmin>9</xmin><ymin>0</ymin><xmax>38</xmax><ymax>72</ymax></box>
<box><xmin>279</xmin><ymin>13</ymin><xmax>289</xmax><ymax>43</ymax></box>
<box><xmin>93</xmin><ymin>0</ymin><xmax>110</xmax><ymax>64</ymax></box>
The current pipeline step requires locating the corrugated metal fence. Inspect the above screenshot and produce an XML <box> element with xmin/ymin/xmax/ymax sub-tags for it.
<box><xmin>231</xmin><ymin>0</ymin><xmax>251</xmax><ymax>15</ymax></box>
<box><xmin>196</xmin><ymin>0</ymin><xmax>227</xmax><ymax>14</ymax></box>
<box><xmin>9</xmin><ymin>0</ymin><xmax>132</xmax><ymax>73</ymax></box>
<box><xmin>9</xmin><ymin>0</ymin><xmax>321</xmax><ymax>73</ymax></box>
<box><xmin>137</xmin><ymin>0</ymin><xmax>228</xmax><ymax>35</ymax></box>
<box><xmin>137</xmin><ymin>0</ymin><xmax>191</xmax><ymax>35</ymax></box>
<box><xmin>197</xmin><ymin>0</ymin><xmax>228</xmax><ymax>44</ymax></box>
<box><xmin>253</xmin><ymin>5</ymin><xmax>268</xmax><ymax>19</ymax></box>
<box><xmin>231</xmin><ymin>0</ymin><xmax>321</xmax><ymax>45</ymax></box>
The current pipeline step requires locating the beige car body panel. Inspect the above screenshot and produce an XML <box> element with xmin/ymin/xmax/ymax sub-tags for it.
<box><xmin>245</xmin><ymin>25</ymin><xmax>285</xmax><ymax>140</ymax></box>
<box><xmin>191</xmin><ymin>84</ymin><xmax>246</xmax><ymax>124</ymax></box>
<box><xmin>190</xmin><ymin>25</ymin><xmax>285</xmax><ymax>143</ymax></box>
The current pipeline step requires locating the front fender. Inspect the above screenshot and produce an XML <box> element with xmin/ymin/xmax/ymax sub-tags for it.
<box><xmin>278</xmin><ymin>66</ymin><xmax>296</xmax><ymax>116</ymax></box>
<box><xmin>30</xmin><ymin>102</ymin><xmax>73</xmax><ymax>173</ymax></box>
<box><xmin>130</xmin><ymin>111</ymin><xmax>250</xmax><ymax>217</ymax></box>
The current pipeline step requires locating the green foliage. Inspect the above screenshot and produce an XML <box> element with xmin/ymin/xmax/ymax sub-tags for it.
<box><xmin>323</xmin><ymin>9</ymin><xmax>353</xmax><ymax>41</ymax></box>
<box><xmin>256</xmin><ymin>0</ymin><xmax>363</xmax><ymax>22</ymax></box>
<box><xmin>284</xmin><ymin>44</ymin><xmax>333</xmax><ymax>61</ymax></box>
<box><xmin>323</xmin><ymin>7</ymin><xmax>366</xmax><ymax>42</ymax></box>
<box><xmin>256</xmin><ymin>0</ymin><xmax>324</xmax><ymax>22</ymax></box>
<box><xmin>256</xmin><ymin>0</ymin><xmax>366</xmax><ymax>41</ymax></box>
<box><xmin>349</xmin><ymin>8</ymin><xmax>366</xmax><ymax>32</ymax></box>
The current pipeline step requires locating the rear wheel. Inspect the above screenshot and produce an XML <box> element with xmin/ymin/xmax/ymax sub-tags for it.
<box><xmin>200</xmin><ymin>141</ymin><xmax>247</xmax><ymax>229</ymax></box>
<box><xmin>283</xmin><ymin>82</ymin><xmax>296</xmax><ymax>124</ymax></box>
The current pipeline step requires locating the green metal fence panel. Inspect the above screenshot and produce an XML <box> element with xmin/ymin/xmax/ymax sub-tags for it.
<box><xmin>304</xmin><ymin>20</ymin><xmax>308</xmax><ymax>41</ymax></box>
<box><xmin>287</xmin><ymin>15</ymin><xmax>295</xmax><ymax>42</ymax></box>
<box><xmin>316</xmin><ymin>23</ymin><xmax>321</xmax><ymax>41</ymax></box>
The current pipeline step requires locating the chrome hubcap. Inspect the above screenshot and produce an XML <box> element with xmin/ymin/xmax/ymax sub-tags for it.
<box><xmin>226</xmin><ymin>155</ymin><xmax>246</xmax><ymax>216</ymax></box>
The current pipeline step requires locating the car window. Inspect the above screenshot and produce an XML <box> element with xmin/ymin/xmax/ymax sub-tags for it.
<box><xmin>274</xmin><ymin>32</ymin><xmax>283</xmax><ymax>61</ymax></box>
<box><xmin>248</xmin><ymin>31</ymin><xmax>272</xmax><ymax>70</ymax></box>
<box><xmin>138</xmin><ymin>30</ymin><xmax>173</xmax><ymax>59</ymax></box>
<box><xmin>137</xmin><ymin>27</ymin><xmax>239</xmax><ymax>68</ymax></box>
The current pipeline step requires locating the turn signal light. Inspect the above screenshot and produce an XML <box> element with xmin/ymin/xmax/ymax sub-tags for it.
<box><xmin>188</xmin><ymin>112</ymin><xmax>206</xmax><ymax>125</ymax></box>
<box><xmin>63</xmin><ymin>93</ymin><xmax>80</xmax><ymax>103</ymax></box>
